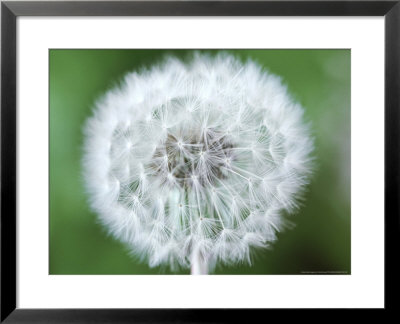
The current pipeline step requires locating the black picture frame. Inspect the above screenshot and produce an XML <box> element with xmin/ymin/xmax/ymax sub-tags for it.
<box><xmin>1</xmin><ymin>0</ymin><xmax>399</xmax><ymax>322</ymax></box>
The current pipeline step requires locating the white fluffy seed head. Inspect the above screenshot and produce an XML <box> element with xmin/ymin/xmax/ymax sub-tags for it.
<box><xmin>83</xmin><ymin>53</ymin><xmax>314</xmax><ymax>272</ymax></box>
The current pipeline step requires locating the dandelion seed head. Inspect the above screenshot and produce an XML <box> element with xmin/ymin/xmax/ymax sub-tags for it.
<box><xmin>83</xmin><ymin>53</ymin><xmax>314</xmax><ymax>271</ymax></box>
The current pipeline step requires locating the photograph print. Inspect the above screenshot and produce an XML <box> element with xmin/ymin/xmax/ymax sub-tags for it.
<box><xmin>49</xmin><ymin>49</ymin><xmax>350</xmax><ymax>275</ymax></box>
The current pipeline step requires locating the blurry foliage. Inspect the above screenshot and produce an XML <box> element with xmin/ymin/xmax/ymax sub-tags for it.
<box><xmin>50</xmin><ymin>49</ymin><xmax>350</xmax><ymax>274</ymax></box>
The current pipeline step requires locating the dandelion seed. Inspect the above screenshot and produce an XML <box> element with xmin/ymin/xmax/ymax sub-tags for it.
<box><xmin>83</xmin><ymin>53</ymin><xmax>314</xmax><ymax>274</ymax></box>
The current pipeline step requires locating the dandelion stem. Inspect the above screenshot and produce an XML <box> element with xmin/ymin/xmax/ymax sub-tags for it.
<box><xmin>190</xmin><ymin>247</ymin><xmax>209</xmax><ymax>275</ymax></box>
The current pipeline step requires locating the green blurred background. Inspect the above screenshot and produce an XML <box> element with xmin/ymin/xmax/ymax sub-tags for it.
<box><xmin>49</xmin><ymin>49</ymin><xmax>350</xmax><ymax>275</ymax></box>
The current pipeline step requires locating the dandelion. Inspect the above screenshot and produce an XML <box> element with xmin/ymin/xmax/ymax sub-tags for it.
<box><xmin>83</xmin><ymin>53</ymin><xmax>314</xmax><ymax>274</ymax></box>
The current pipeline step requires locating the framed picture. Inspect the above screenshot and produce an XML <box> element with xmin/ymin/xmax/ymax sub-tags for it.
<box><xmin>1</xmin><ymin>0</ymin><xmax>398</xmax><ymax>321</ymax></box>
